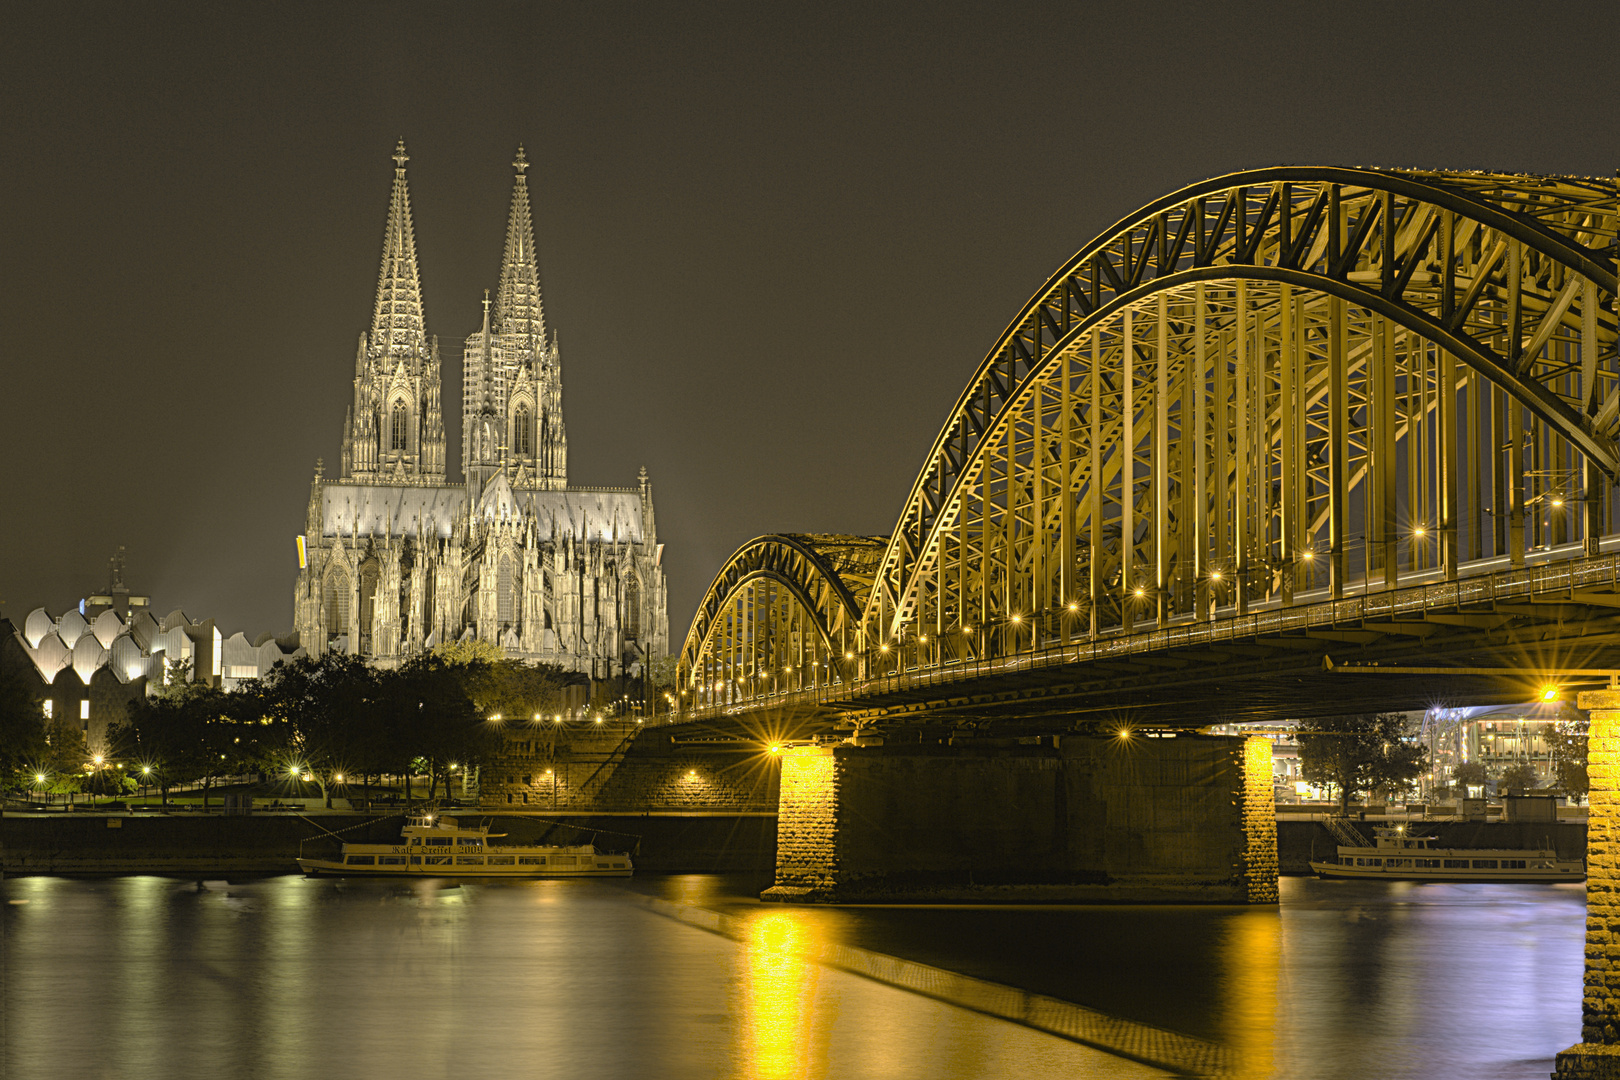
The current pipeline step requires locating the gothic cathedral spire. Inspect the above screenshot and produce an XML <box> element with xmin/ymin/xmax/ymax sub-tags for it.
<box><xmin>371</xmin><ymin>139</ymin><xmax>428</xmax><ymax>356</ymax></box>
<box><xmin>494</xmin><ymin>146</ymin><xmax>547</xmax><ymax>349</ymax></box>
<box><xmin>342</xmin><ymin>140</ymin><xmax>445</xmax><ymax>483</ymax></box>
<box><xmin>462</xmin><ymin>146</ymin><xmax>566</xmax><ymax>490</ymax></box>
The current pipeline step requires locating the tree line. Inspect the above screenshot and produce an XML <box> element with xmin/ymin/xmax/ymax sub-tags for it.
<box><xmin>2</xmin><ymin>642</ymin><xmax>576</xmax><ymax>806</ymax></box>
<box><xmin>1295</xmin><ymin>710</ymin><xmax>1588</xmax><ymax>812</ymax></box>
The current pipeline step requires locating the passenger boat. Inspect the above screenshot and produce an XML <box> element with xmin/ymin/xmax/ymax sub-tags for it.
<box><xmin>296</xmin><ymin>813</ymin><xmax>633</xmax><ymax>878</ymax></box>
<box><xmin>1308</xmin><ymin>823</ymin><xmax>1582</xmax><ymax>883</ymax></box>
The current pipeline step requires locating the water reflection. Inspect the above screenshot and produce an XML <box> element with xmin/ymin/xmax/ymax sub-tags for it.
<box><xmin>2</xmin><ymin>874</ymin><xmax>1587</xmax><ymax>1079</ymax></box>
<box><xmin>741</xmin><ymin>911</ymin><xmax>823</xmax><ymax>1079</ymax></box>
<box><xmin>1220</xmin><ymin>908</ymin><xmax>1279</xmax><ymax>1079</ymax></box>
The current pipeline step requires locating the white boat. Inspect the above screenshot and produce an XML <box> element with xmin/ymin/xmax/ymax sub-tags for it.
<box><xmin>296</xmin><ymin>813</ymin><xmax>634</xmax><ymax>878</ymax></box>
<box><xmin>1309</xmin><ymin>823</ymin><xmax>1582</xmax><ymax>883</ymax></box>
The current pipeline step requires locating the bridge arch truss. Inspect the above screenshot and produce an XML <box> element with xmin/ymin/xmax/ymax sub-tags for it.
<box><xmin>683</xmin><ymin>167</ymin><xmax>1618</xmax><ymax>710</ymax></box>
<box><xmin>678</xmin><ymin>534</ymin><xmax>885</xmax><ymax>710</ymax></box>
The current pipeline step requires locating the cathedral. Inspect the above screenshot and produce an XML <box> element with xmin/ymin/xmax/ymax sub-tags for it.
<box><xmin>292</xmin><ymin>142</ymin><xmax>669</xmax><ymax>679</ymax></box>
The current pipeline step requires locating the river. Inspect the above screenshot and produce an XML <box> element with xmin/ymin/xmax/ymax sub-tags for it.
<box><xmin>1</xmin><ymin>873</ymin><xmax>1583</xmax><ymax>1079</ymax></box>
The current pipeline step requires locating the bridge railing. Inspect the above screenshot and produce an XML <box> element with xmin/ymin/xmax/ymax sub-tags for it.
<box><xmin>670</xmin><ymin>547</ymin><xmax>1620</xmax><ymax>726</ymax></box>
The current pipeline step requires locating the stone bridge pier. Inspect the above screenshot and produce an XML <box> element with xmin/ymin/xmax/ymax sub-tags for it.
<box><xmin>1555</xmin><ymin>691</ymin><xmax>1620</xmax><ymax>1079</ymax></box>
<box><xmin>762</xmin><ymin>732</ymin><xmax>1278</xmax><ymax>904</ymax></box>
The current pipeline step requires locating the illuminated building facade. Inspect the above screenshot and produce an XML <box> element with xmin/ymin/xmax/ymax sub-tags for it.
<box><xmin>4</xmin><ymin>551</ymin><xmax>305</xmax><ymax>753</ymax></box>
<box><xmin>292</xmin><ymin>143</ymin><xmax>669</xmax><ymax>678</ymax></box>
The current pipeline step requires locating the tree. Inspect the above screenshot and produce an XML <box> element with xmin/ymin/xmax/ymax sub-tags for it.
<box><xmin>1296</xmin><ymin>712</ymin><xmax>1428</xmax><ymax>813</ymax></box>
<box><xmin>1452</xmin><ymin>761</ymin><xmax>1489</xmax><ymax>795</ymax></box>
<box><xmin>0</xmin><ymin>657</ymin><xmax>47</xmax><ymax>792</ymax></box>
<box><xmin>1549</xmin><ymin>717</ymin><xmax>1589</xmax><ymax>797</ymax></box>
<box><xmin>383</xmin><ymin>654</ymin><xmax>500</xmax><ymax>803</ymax></box>
<box><xmin>1497</xmin><ymin>762</ymin><xmax>1539</xmax><ymax>795</ymax></box>
<box><xmin>430</xmin><ymin>639</ymin><xmax>505</xmax><ymax>666</ymax></box>
<box><xmin>115</xmin><ymin>686</ymin><xmax>236</xmax><ymax>806</ymax></box>
<box><xmin>258</xmin><ymin>653</ymin><xmax>377</xmax><ymax>808</ymax></box>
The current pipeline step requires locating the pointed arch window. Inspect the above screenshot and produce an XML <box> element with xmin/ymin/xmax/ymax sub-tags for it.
<box><xmin>514</xmin><ymin>405</ymin><xmax>532</xmax><ymax>457</ymax></box>
<box><xmin>498</xmin><ymin>556</ymin><xmax>515</xmax><ymax>625</ymax></box>
<box><xmin>392</xmin><ymin>401</ymin><xmax>409</xmax><ymax>451</ymax></box>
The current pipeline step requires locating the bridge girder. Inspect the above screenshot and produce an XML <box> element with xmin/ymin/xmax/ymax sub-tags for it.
<box><xmin>682</xmin><ymin>166</ymin><xmax>1620</xmax><ymax>723</ymax></box>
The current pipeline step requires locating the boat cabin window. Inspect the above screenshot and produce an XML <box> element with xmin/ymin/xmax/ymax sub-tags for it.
<box><xmin>1355</xmin><ymin>858</ymin><xmax>1382</xmax><ymax>866</ymax></box>
<box><xmin>1386</xmin><ymin>859</ymin><xmax>1412</xmax><ymax>868</ymax></box>
<box><xmin>426</xmin><ymin>837</ymin><xmax>452</xmax><ymax>846</ymax></box>
<box><xmin>518</xmin><ymin>856</ymin><xmax>546</xmax><ymax>866</ymax></box>
<box><xmin>1443</xmin><ymin>859</ymin><xmax>1468</xmax><ymax>868</ymax></box>
<box><xmin>1416</xmin><ymin>859</ymin><xmax>1441</xmax><ymax>868</ymax></box>
<box><xmin>346</xmin><ymin>855</ymin><xmax>376</xmax><ymax>865</ymax></box>
<box><xmin>379</xmin><ymin>856</ymin><xmax>406</xmax><ymax>865</ymax></box>
<box><xmin>410</xmin><ymin>838</ymin><xmax>421</xmax><ymax>846</ymax></box>
<box><xmin>459</xmin><ymin>838</ymin><xmax>482</xmax><ymax>848</ymax></box>
<box><xmin>1502</xmin><ymin>860</ymin><xmax>1527</xmax><ymax>869</ymax></box>
<box><xmin>1472</xmin><ymin>860</ymin><xmax>1499</xmax><ymax>869</ymax></box>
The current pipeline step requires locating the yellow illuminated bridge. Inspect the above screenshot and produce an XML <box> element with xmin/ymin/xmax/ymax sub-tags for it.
<box><xmin>677</xmin><ymin>166</ymin><xmax>1620</xmax><ymax>732</ymax></box>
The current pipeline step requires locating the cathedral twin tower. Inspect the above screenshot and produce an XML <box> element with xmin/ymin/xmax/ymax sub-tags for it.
<box><xmin>294</xmin><ymin>141</ymin><xmax>668</xmax><ymax>678</ymax></box>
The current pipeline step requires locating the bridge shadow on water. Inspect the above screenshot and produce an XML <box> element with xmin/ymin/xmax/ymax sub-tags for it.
<box><xmin>634</xmin><ymin>873</ymin><xmax>1584</xmax><ymax>1080</ymax></box>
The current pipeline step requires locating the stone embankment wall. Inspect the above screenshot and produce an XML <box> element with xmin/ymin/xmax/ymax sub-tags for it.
<box><xmin>481</xmin><ymin>728</ymin><xmax>778</xmax><ymax>811</ymax></box>
<box><xmin>0</xmin><ymin>811</ymin><xmax>777</xmax><ymax>876</ymax></box>
<box><xmin>766</xmin><ymin>733</ymin><xmax>1273</xmax><ymax>904</ymax></box>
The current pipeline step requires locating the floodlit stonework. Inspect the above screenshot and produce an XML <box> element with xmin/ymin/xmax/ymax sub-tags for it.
<box><xmin>292</xmin><ymin>142</ymin><xmax>668</xmax><ymax>677</ymax></box>
<box><xmin>1554</xmin><ymin>690</ymin><xmax>1620</xmax><ymax>1079</ymax></box>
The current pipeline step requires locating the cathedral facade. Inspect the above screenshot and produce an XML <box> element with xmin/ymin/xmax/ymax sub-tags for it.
<box><xmin>292</xmin><ymin>142</ymin><xmax>668</xmax><ymax>678</ymax></box>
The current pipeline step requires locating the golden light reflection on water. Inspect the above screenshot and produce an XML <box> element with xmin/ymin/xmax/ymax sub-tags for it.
<box><xmin>742</xmin><ymin>911</ymin><xmax>823</xmax><ymax>1079</ymax></box>
<box><xmin>1221</xmin><ymin>908</ymin><xmax>1281</xmax><ymax>1079</ymax></box>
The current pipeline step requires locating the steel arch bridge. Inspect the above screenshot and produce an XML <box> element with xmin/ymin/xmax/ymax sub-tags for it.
<box><xmin>678</xmin><ymin>166</ymin><xmax>1620</xmax><ymax>726</ymax></box>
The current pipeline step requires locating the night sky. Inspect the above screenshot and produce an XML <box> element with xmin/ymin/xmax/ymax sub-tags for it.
<box><xmin>3</xmin><ymin>1</ymin><xmax>1617</xmax><ymax>644</ymax></box>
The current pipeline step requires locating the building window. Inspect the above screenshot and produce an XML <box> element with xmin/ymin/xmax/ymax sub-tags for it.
<box><xmin>498</xmin><ymin>556</ymin><xmax>515</xmax><ymax>625</ymax></box>
<box><xmin>43</xmin><ymin>700</ymin><xmax>52</xmax><ymax>720</ymax></box>
<box><xmin>514</xmin><ymin>405</ymin><xmax>532</xmax><ymax>456</ymax></box>
<box><xmin>80</xmin><ymin>699</ymin><xmax>90</xmax><ymax>721</ymax></box>
<box><xmin>392</xmin><ymin>401</ymin><xmax>408</xmax><ymax>451</ymax></box>
<box><xmin>325</xmin><ymin>568</ymin><xmax>351</xmax><ymax>637</ymax></box>
<box><xmin>624</xmin><ymin>575</ymin><xmax>640</xmax><ymax>640</ymax></box>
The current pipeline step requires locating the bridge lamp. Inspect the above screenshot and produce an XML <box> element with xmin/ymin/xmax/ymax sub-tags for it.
<box><xmin>1551</xmin><ymin>496</ymin><xmax>1565</xmax><ymax>508</ymax></box>
<box><xmin>768</xmin><ymin>744</ymin><xmax>782</xmax><ymax>755</ymax></box>
<box><xmin>1542</xmin><ymin>685</ymin><xmax>1561</xmax><ymax>703</ymax></box>
<box><xmin>963</xmin><ymin>626</ymin><xmax>973</xmax><ymax>634</ymax></box>
<box><xmin>1412</xmin><ymin>526</ymin><xmax>1426</xmax><ymax>538</ymax></box>
<box><xmin>1067</xmin><ymin>602</ymin><xmax>1079</xmax><ymax>612</ymax></box>
<box><xmin>845</xmin><ymin>651</ymin><xmax>855</xmax><ymax>659</ymax></box>
<box><xmin>594</xmin><ymin>716</ymin><xmax>603</xmax><ymax>725</ymax></box>
<box><xmin>1209</xmin><ymin>570</ymin><xmax>1222</xmax><ymax>582</ymax></box>
<box><xmin>919</xmin><ymin>634</ymin><xmax>928</xmax><ymax>643</ymax></box>
<box><xmin>879</xmin><ymin>643</ymin><xmax>890</xmax><ymax>653</ymax></box>
<box><xmin>1133</xmin><ymin>587</ymin><xmax>1145</xmax><ymax>598</ymax></box>
<box><xmin>1299</xmin><ymin>551</ymin><xmax>1314</xmax><ymax>562</ymax></box>
<box><xmin>1010</xmin><ymin>614</ymin><xmax>1021</xmax><ymax>624</ymax></box>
